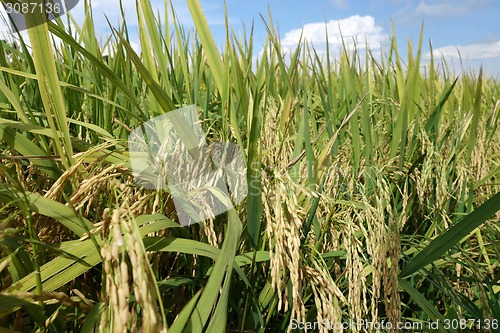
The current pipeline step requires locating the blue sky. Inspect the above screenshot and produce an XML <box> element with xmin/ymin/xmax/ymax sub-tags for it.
<box><xmin>1</xmin><ymin>0</ymin><xmax>499</xmax><ymax>76</ymax></box>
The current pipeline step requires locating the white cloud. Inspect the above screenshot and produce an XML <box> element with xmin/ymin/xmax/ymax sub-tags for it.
<box><xmin>426</xmin><ymin>41</ymin><xmax>500</xmax><ymax>60</ymax></box>
<box><xmin>280</xmin><ymin>15</ymin><xmax>388</xmax><ymax>55</ymax></box>
<box><xmin>415</xmin><ymin>0</ymin><xmax>490</xmax><ymax>17</ymax></box>
<box><xmin>330</xmin><ymin>0</ymin><xmax>349</xmax><ymax>9</ymax></box>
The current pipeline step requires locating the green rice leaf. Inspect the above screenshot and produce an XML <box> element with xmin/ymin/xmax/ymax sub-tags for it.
<box><xmin>0</xmin><ymin>294</ymin><xmax>47</xmax><ymax>325</ymax></box>
<box><xmin>399</xmin><ymin>279</ymin><xmax>452</xmax><ymax>333</ymax></box>
<box><xmin>401</xmin><ymin>191</ymin><xmax>500</xmax><ymax>277</ymax></box>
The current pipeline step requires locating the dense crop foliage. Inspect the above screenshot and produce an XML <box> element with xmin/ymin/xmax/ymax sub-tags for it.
<box><xmin>0</xmin><ymin>0</ymin><xmax>499</xmax><ymax>331</ymax></box>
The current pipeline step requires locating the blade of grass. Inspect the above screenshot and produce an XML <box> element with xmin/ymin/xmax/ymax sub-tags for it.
<box><xmin>186</xmin><ymin>0</ymin><xmax>227</xmax><ymax>100</ymax></box>
<box><xmin>24</xmin><ymin>10</ymin><xmax>73</xmax><ymax>169</ymax></box>
<box><xmin>0</xmin><ymin>294</ymin><xmax>47</xmax><ymax>325</ymax></box>
<box><xmin>183</xmin><ymin>209</ymin><xmax>242</xmax><ymax>332</ymax></box>
<box><xmin>401</xmin><ymin>191</ymin><xmax>500</xmax><ymax>277</ymax></box>
<box><xmin>0</xmin><ymin>184</ymin><xmax>93</xmax><ymax>237</ymax></box>
<box><xmin>399</xmin><ymin>278</ymin><xmax>453</xmax><ymax>333</ymax></box>
<box><xmin>0</xmin><ymin>126</ymin><xmax>59</xmax><ymax>179</ymax></box>
<box><xmin>466</xmin><ymin>68</ymin><xmax>482</xmax><ymax>164</ymax></box>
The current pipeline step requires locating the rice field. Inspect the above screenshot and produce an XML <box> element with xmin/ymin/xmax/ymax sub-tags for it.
<box><xmin>0</xmin><ymin>0</ymin><xmax>499</xmax><ymax>332</ymax></box>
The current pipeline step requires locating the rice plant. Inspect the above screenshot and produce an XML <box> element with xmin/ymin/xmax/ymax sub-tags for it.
<box><xmin>0</xmin><ymin>0</ymin><xmax>499</xmax><ymax>332</ymax></box>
